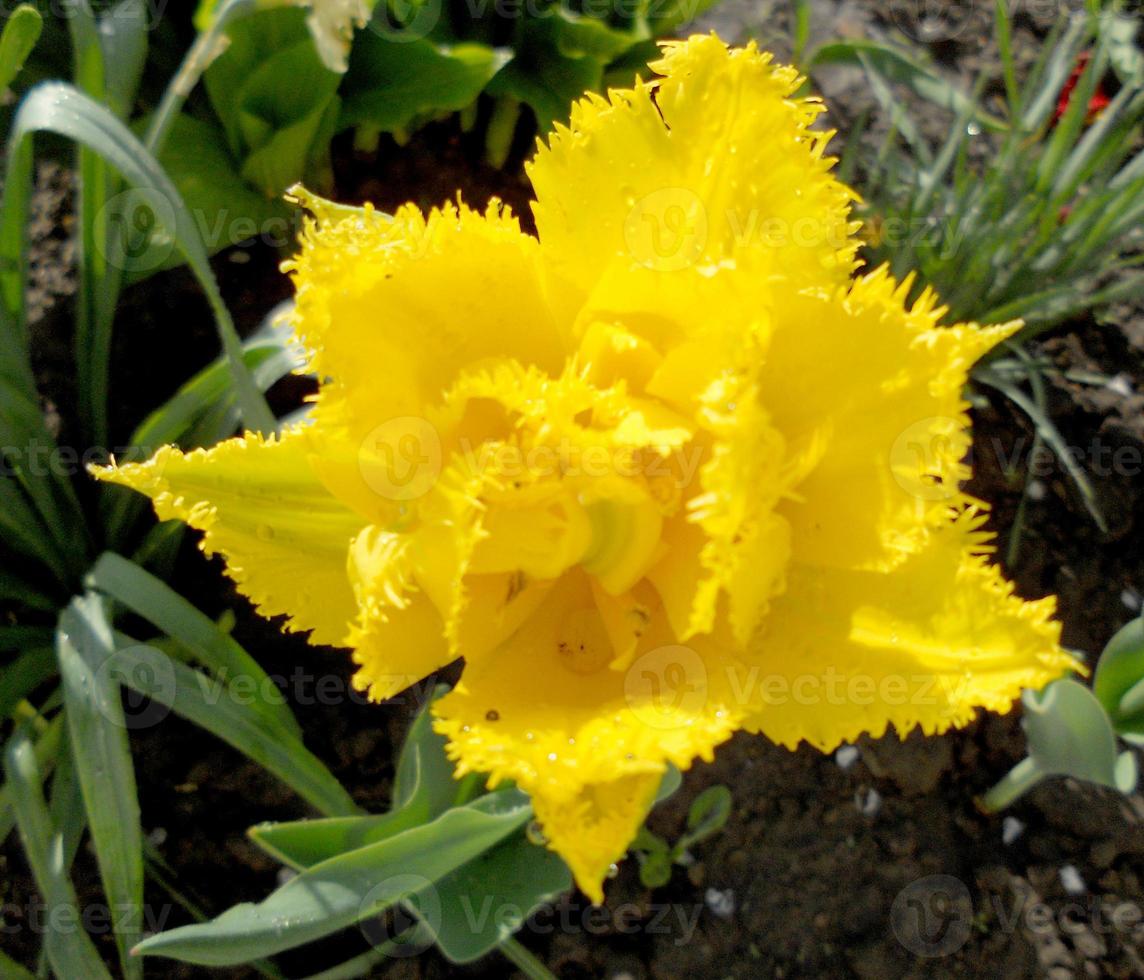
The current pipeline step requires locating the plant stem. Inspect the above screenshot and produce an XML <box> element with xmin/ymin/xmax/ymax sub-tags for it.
<box><xmin>500</xmin><ymin>937</ymin><xmax>558</xmax><ymax>980</ymax></box>
<box><xmin>978</xmin><ymin>756</ymin><xmax>1043</xmax><ymax>813</ymax></box>
<box><xmin>144</xmin><ymin>0</ymin><xmax>260</xmax><ymax>157</ymax></box>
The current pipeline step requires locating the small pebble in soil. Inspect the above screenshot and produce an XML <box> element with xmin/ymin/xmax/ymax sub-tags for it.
<box><xmin>1002</xmin><ymin>816</ymin><xmax>1026</xmax><ymax>846</ymax></box>
<box><xmin>1121</xmin><ymin>588</ymin><xmax>1142</xmax><ymax>612</ymax></box>
<box><xmin>1060</xmin><ymin>864</ymin><xmax>1088</xmax><ymax>895</ymax></box>
<box><xmin>1027</xmin><ymin>478</ymin><xmax>1047</xmax><ymax>501</ymax></box>
<box><xmin>855</xmin><ymin>786</ymin><xmax>882</xmax><ymax>817</ymax></box>
<box><xmin>277</xmin><ymin>868</ymin><xmax>297</xmax><ymax>887</ymax></box>
<box><xmin>146</xmin><ymin>827</ymin><xmax>167</xmax><ymax>847</ymax></box>
<box><xmin>705</xmin><ymin>887</ymin><xmax>735</xmax><ymax>919</ymax></box>
<box><xmin>835</xmin><ymin>745</ymin><xmax>860</xmax><ymax>770</ymax></box>
<box><xmin>1105</xmin><ymin>373</ymin><xmax>1134</xmax><ymax>398</ymax></box>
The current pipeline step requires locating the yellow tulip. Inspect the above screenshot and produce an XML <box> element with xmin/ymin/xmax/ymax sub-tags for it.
<box><xmin>95</xmin><ymin>35</ymin><xmax>1078</xmax><ymax>903</ymax></box>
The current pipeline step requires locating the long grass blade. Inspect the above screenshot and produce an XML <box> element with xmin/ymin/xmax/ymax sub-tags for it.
<box><xmin>57</xmin><ymin>595</ymin><xmax>144</xmax><ymax>980</ymax></box>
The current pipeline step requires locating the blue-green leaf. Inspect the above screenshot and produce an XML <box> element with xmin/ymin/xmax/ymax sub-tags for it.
<box><xmin>57</xmin><ymin>595</ymin><xmax>144</xmax><ymax>980</ymax></box>
<box><xmin>134</xmin><ymin>789</ymin><xmax>532</xmax><ymax>966</ymax></box>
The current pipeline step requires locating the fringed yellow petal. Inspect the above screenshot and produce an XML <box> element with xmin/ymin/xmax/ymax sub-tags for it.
<box><xmin>432</xmin><ymin>571</ymin><xmax>741</xmax><ymax>901</ymax></box>
<box><xmin>91</xmin><ymin>428</ymin><xmax>362</xmax><ymax>646</ymax></box>
<box><xmin>528</xmin><ymin>34</ymin><xmax>859</xmax><ymax>299</ymax></box>
<box><xmin>763</xmin><ymin>266</ymin><xmax>1020</xmax><ymax>571</ymax></box>
<box><xmin>344</xmin><ymin>524</ymin><xmax>466</xmax><ymax>702</ymax></box>
<box><xmin>688</xmin><ymin>378</ymin><xmax>793</xmax><ymax>644</ymax></box>
<box><xmin>285</xmin><ymin>197</ymin><xmax>570</xmax><ymax>447</ymax></box>
<box><xmin>740</xmin><ymin>510</ymin><xmax>1080</xmax><ymax>751</ymax></box>
<box><xmin>532</xmin><ymin>772</ymin><xmax>662</xmax><ymax>905</ymax></box>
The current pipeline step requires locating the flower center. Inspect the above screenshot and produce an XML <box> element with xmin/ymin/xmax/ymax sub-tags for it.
<box><xmin>555</xmin><ymin>606</ymin><xmax>614</xmax><ymax>675</ymax></box>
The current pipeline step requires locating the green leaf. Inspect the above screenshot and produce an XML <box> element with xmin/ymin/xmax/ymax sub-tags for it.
<box><xmin>0</xmin><ymin>948</ymin><xmax>36</xmax><ymax>980</ymax></box>
<box><xmin>1024</xmin><ymin>678</ymin><xmax>1135</xmax><ymax>791</ymax></box>
<box><xmin>0</xmin><ymin>645</ymin><xmax>56</xmax><ymax>719</ymax></box>
<box><xmin>107</xmin><ymin>640</ymin><xmax>360</xmax><ymax>817</ymax></box>
<box><xmin>0</xmin><ymin>5</ymin><xmax>43</xmax><ymax>93</ymax></box>
<box><xmin>1106</xmin><ymin>11</ymin><xmax>1142</xmax><ymax>85</ymax></box>
<box><xmin>655</xmin><ymin>762</ymin><xmax>681</xmax><ymax>803</ymax></box>
<box><xmin>647</xmin><ymin>0</ymin><xmax>721</xmax><ymax>35</ymax></box>
<box><xmin>0</xmin><ymin>409</ymin><xmax>90</xmax><ymax>576</ymax></box>
<box><xmin>97</xmin><ymin>0</ymin><xmax>148</xmax><ymax>119</ymax></box>
<box><xmin>1</xmin><ymin>82</ymin><xmax>275</xmax><ymax>432</ymax></box>
<box><xmin>57</xmin><ymin>595</ymin><xmax>144</xmax><ymax>980</ymax></box>
<box><xmin>340</xmin><ymin>35</ymin><xmax>511</xmax><ymax>132</ymax></box>
<box><xmin>251</xmin><ymin>687</ymin><xmax>460</xmax><ymax>870</ymax></box>
<box><xmin>3</xmin><ymin>729</ymin><xmax>115</xmax><ymax>980</ymax></box>
<box><xmin>48</xmin><ymin>726</ymin><xmax>87</xmax><ymax>874</ymax></box>
<box><xmin>980</xmin><ymin>675</ymin><xmax>1139</xmax><ymax>811</ymax></box>
<box><xmin>250</xmin><ymin>809</ymin><xmax>425</xmax><ymax>870</ymax></box>
<box><xmin>134</xmin><ymin>790</ymin><xmax>532</xmax><ymax>966</ymax></box>
<box><xmin>132</xmin><ymin>112</ymin><xmax>286</xmax><ymax>276</ymax></box>
<box><xmin>230</xmin><ymin>39</ymin><xmax>340</xmax><ymax>194</ymax></box>
<box><xmin>392</xmin><ymin>683</ymin><xmax>458</xmax><ymax>817</ymax></box>
<box><xmin>636</xmin><ymin>847</ymin><xmax>673</xmax><ymax>889</ymax></box>
<box><xmin>488</xmin><ymin>48</ymin><xmax>602</xmax><ymax>132</ymax></box>
<box><xmin>545</xmin><ymin>8</ymin><xmax>643</xmax><ymax>62</ymax></box>
<box><xmin>240</xmin><ymin>96</ymin><xmax>338</xmax><ymax>197</ymax></box>
<box><xmin>810</xmin><ymin>40</ymin><xmax>1006</xmax><ymax>133</ymax></box>
<box><xmin>1094</xmin><ymin>615</ymin><xmax>1144</xmax><ymax>737</ymax></box>
<box><xmin>423</xmin><ymin>830</ymin><xmax>571</xmax><ymax>963</ymax></box>
<box><xmin>100</xmin><ymin>320</ymin><xmax>302</xmax><ymax>546</ymax></box>
<box><xmin>682</xmin><ymin>784</ymin><xmax>732</xmax><ymax>844</ymax></box>
<box><xmin>0</xmin><ymin>713</ymin><xmax>63</xmax><ymax>847</ymax></box>
<box><xmin>204</xmin><ymin>6</ymin><xmax>313</xmax><ymax>154</ymax></box>
<box><xmin>87</xmin><ymin>551</ymin><xmax>304</xmax><ymax>740</ymax></box>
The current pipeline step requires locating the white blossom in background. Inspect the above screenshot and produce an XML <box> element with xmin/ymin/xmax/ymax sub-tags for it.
<box><xmin>302</xmin><ymin>0</ymin><xmax>371</xmax><ymax>73</ymax></box>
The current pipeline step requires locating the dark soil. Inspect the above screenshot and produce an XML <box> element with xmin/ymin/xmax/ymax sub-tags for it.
<box><xmin>4</xmin><ymin>2</ymin><xmax>1144</xmax><ymax>978</ymax></box>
